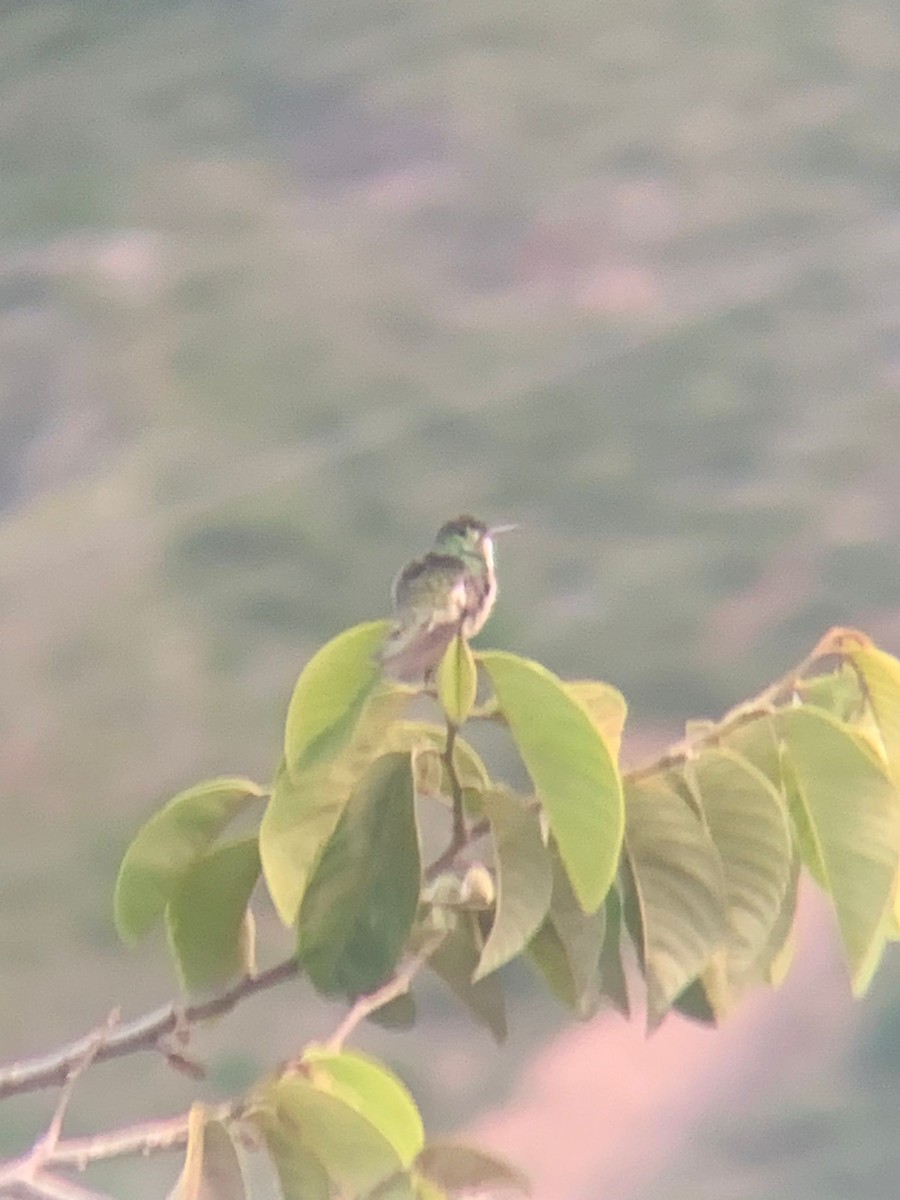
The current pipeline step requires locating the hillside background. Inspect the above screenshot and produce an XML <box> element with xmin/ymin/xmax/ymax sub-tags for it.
<box><xmin>2</xmin><ymin>1</ymin><xmax>900</xmax><ymax>1196</ymax></box>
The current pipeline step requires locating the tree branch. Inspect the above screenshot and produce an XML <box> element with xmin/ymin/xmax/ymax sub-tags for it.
<box><xmin>443</xmin><ymin>720</ymin><xmax>467</xmax><ymax>854</ymax></box>
<box><xmin>1</xmin><ymin>941</ymin><xmax>445</xmax><ymax>1177</ymax></box>
<box><xmin>625</xmin><ymin>625</ymin><xmax>854</xmax><ymax>783</ymax></box>
<box><xmin>1</xmin><ymin>629</ymin><xmax>856</xmax><ymax>1181</ymax></box>
<box><xmin>3</xmin><ymin>630</ymin><xmax>839</xmax><ymax>1104</ymax></box>
<box><xmin>41</xmin><ymin>1108</ymin><xmax>230</xmax><ymax>1169</ymax></box>
<box><xmin>0</xmin><ymin>959</ymin><xmax>300</xmax><ymax>1102</ymax></box>
<box><xmin>2</xmin><ymin>1171</ymin><xmax>117</xmax><ymax>1200</ymax></box>
<box><xmin>0</xmin><ymin>1013</ymin><xmax>122</xmax><ymax>1199</ymax></box>
<box><xmin>425</xmin><ymin>816</ymin><xmax>490</xmax><ymax>882</ymax></box>
<box><xmin>43</xmin><ymin>1012</ymin><xmax>119</xmax><ymax>1157</ymax></box>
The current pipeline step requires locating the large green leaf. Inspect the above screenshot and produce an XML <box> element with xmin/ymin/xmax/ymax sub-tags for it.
<box><xmin>597</xmin><ymin>886</ymin><xmax>630</xmax><ymax>1016</ymax></box>
<box><xmin>380</xmin><ymin>720</ymin><xmax>490</xmax><ymax>804</ymax></box>
<box><xmin>261</xmin><ymin>760</ymin><xmax>344</xmax><ymax>928</ymax></box>
<box><xmin>687</xmin><ymin>749</ymin><xmax>793</xmax><ymax>1010</ymax></box>
<box><xmin>302</xmin><ymin>1048</ymin><xmax>424</xmax><ymax>1167</ymax></box>
<box><xmin>479</xmin><ymin>652</ymin><xmax>623</xmax><ymax>913</ymax></box>
<box><xmin>263</xmin><ymin>1127</ymin><xmax>329</xmax><ymax>1200</ymax></box>
<box><xmin>672</xmin><ymin>977</ymin><xmax>717</xmax><ymax>1027</ymax></box>
<box><xmin>370</xmin><ymin>1173</ymin><xmax>420</xmax><ymax>1200</ymax></box>
<box><xmin>260</xmin><ymin>1077</ymin><xmax>412</xmax><ymax>1199</ymax></box>
<box><xmin>795</xmin><ymin>667</ymin><xmax>864</xmax><ymax>723</ymax></box>
<box><xmin>114</xmin><ymin>777</ymin><xmax>265</xmax><ymax>944</ymax></box>
<box><xmin>721</xmin><ymin>715</ymin><xmax>782</xmax><ymax>781</ymax></box>
<box><xmin>436</xmin><ymin>636</ymin><xmax>478</xmax><ymax>727</ymax></box>
<box><xmin>672</xmin><ymin>833</ymin><xmax>799</xmax><ymax>1025</ymax></box>
<box><xmin>416</xmin><ymin>1144</ymin><xmax>530</xmax><ymax>1197</ymax></box>
<box><xmin>778</xmin><ymin>706</ymin><xmax>900</xmax><ymax>994</ymax></box>
<box><xmin>722</xmin><ymin>717</ymin><xmax>828</xmax><ymax>887</ymax></box>
<box><xmin>475</xmin><ymin>790</ymin><xmax>552</xmax><ymax>980</ymax></box>
<box><xmin>565</xmin><ymin>680</ymin><xmax>628</xmax><ymax>762</ymax></box>
<box><xmin>165</xmin><ymin>837</ymin><xmax>260</xmax><ymax>993</ymax></box>
<box><xmin>847</xmin><ymin>643</ymin><xmax>900</xmax><ymax>786</ymax></box>
<box><xmin>528</xmin><ymin>921</ymin><xmax>582</xmax><ymax>1013</ymax></box>
<box><xmin>428</xmin><ymin>913</ymin><xmax>507</xmax><ymax>1042</ymax></box>
<box><xmin>367</xmin><ymin>992</ymin><xmax>418</xmax><ymax>1030</ymax></box>
<box><xmin>167</xmin><ymin>1110</ymin><xmax>247</xmax><ymax>1200</ymax></box>
<box><xmin>284</xmin><ymin>619</ymin><xmax>393</xmax><ymax>778</ymax></box>
<box><xmin>297</xmin><ymin>753</ymin><xmax>421</xmax><ymax>996</ymax></box>
<box><xmin>624</xmin><ymin>776</ymin><xmax>727</xmax><ymax>1028</ymax></box>
<box><xmin>261</xmin><ymin>687</ymin><xmax>409</xmax><ymax>926</ymax></box>
<box><xmin>758</xmin><ymin>842</ymin><xmax>801</xmax><ymax>987</ymax></box>
<box><xmin>527</xmin><ymin>854</ymin><xmax>606</xmax><ymax>1017</ymax></box>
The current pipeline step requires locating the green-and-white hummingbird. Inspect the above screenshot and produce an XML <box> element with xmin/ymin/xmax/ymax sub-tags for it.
<box><xmin>381</xmin><ymin>515</ymin><xmax>516</xmax><ymax>682</ymax></box>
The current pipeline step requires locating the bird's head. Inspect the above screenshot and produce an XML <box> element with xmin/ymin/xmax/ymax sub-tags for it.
<box><xmin>433</xmin><ymin>515</ymin><xmax>517</xmax><ymax>565</ymax></box>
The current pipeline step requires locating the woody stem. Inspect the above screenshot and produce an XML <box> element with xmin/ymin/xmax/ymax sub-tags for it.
<box><xmin>443</xmin><ymin>720</ymin><xmax>467</xmax><ymax>852</ymax></box>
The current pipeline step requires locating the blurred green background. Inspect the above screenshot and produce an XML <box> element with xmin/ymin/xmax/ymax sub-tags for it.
<box><xmin>2</xmin><ymin>1</ymin><xmax>900</xmax><ymax>1195</ymax></box>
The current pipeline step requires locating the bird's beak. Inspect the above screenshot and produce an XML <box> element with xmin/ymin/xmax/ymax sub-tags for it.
<box><xmin>488</xmin><ymin>523</ymin><xmax>518</xmax><ymax>536</ymax></box>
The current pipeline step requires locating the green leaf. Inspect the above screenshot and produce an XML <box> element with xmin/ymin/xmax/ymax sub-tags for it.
<box><xmin>302</xmin><ymin>1048</ymin><xmax>424</xmax><ymax>1166</ymax></box>
<box><xmin>428</xmin><ymin>913</ymin><xmax>507</xmax><ymax>1042</ymax></box>
<box><xmin>721</xmin><ymin>715</ymin><xmax>783</xmax><ymax>782</ymax></box>
<box><xmin>624</xmin><ymin>776</ymin><xmax>727</xmax><ymax>1029</ymax></box>
<box><xmin>597</xmin><ymin>886</ymin><xmax>630</xmax><ymax>1016</ymax></box>
<box><xmin>722</xmin><ymin>717</ymin><xmax>828</xmax><ymax>887</ymax></box>
<box><xmin>565</xmin><ymin>680</ymin><xmax>628</xmax><ymax>762</ymax></box>
<box><xmin>778</xmin><ymin>706</ymin><xmax>900</xmax><ymax>995</ymax></box>
<box><xmin>416</xmin><ymin>1143</ymin><xmax>530</xmax><ymax>1197</ymax></box>
<box><xmin>795</xmin><ymin>667</ymin><xmax>864</xmax><ymax>723</ymax></box>
<box><xmin>758</xmin><ymin>843</ymin><xmax>801</xmax><ymax>987</ymax></box>
<box><xmin>414</xmin><ymin>1174</ymin><xmax>448</xmax><ymax>1200</ymax></box>
<box><xmin>197</xmin><ymin>1121</ymin><xmax>246</xmax><ymax>1200</ymax></box>
<box><xmin>114</xmin><ymin>777</ymin><xmax>265</xmax><ymax>944</ymax></box>
<box><xmin>168</xmin><ymin>1112</ymin><xmax>246</xmax><ymax>1200</ymax></box>
<box><xmin>547</xmin><ymin>856</ymin><xmax>605</xmax><ymax>1002</ymax></box>
<box><xmin>846</xmin><ymin>643</ymin><xmax>900</xmax><ymax>786</ymax></box>
<box><xmin>261</xmin><ymin>687</ymin><xmax>410</xmax><ymax>926</ymax></box>
<box><xmin>436</xmin><ymin>636</ymin><xmax>478</xmax><ymax>727</ymax></box>
<box><xmin>261</xmin><ymin>1077</ymin><xmax>409</xmax><ymax>1199</ymax></box>
<box><xmin>369</xmin><ymin>1173</ymin><xmax>419</xmax><ymax>1200</ymax></box>
<box><xmin>527</xmin><ymin>854</ymin><xmax>606</xmax><ymax>1017</ymax></box>
<box><xmin>528</xmin><ymin>920</ymin><xmax>580</xmax><ymax>1012</ymax></box>
<box><xmin>782</xmin><ymin>752</ymin><xmax>829</xmax><ymax>889</ymax></box>
<box><xmin>381</xmin><ymin>720</ymin><xmax>490</xmax><ymax>796</ymax></box>
<box><xmin>298</xmin><ymin>753</ymin><xmax>421</xmax><ymax>996</ymax></box>
<box><xmin>165</xmin><ymin>837</ymin><xmax>260</xmax><ymax>993</ymax></box>
<box><xmin>687</xmin><ymin>749</ymin><xmax>793</xmax><ymax>1010</ymax></box>
<box><xmin>367</xmin><ymin>992</ymin><xmax>418</xmax><ymax>1030</ymax></box>
<box><xmin>475</xmin><ymin>790</ymin><xmax>552</xmax><ymax>979</ymax></box>
<box><xmin>479</xmin><ymin>652</ymin><xmax>623</xmax><ymax>914</ymax></box>
<box><xmin>284</xmin><ymin>619</ymin><xmax>392</xmax><ymax>778</ymax></box>
<box><xmin>673</xmin><ymin>977</ymin><xmax>717</xmax><ymax>1027</ymax></box>
<box><xmin>257</xmin><ymin>1105</ymin><xmax>331</xmax><ymax>1200</ymax></box>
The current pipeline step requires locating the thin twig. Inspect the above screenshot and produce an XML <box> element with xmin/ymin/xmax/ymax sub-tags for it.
<box><xmin>2</xmin><ymin>944</ymin><xmax>445</xmax><ymax>1176</ymax></box>
<box><xmin>425</xmin><ymin>817</ymin><xmax>490</xmax><ymax>882</ymax></box>
<box><xmin>625</xmin><ymin>626</ymin><xmax>852</xmax><ymax>783</ymax></box>
<box><xmin>3</xmin><ymin>1172</ymin><xmax>117</xmax><ymax>1200</ymax></box>
<box><xmin>0</xmin><ymin>959</ymin><xmax>300</xmax><ymax>1102</ymax></box>
<box><xmin>0</xmin><ymin>628</ymin><xmax>859</xmax><ymax>1183</ymax></box>
<box><xmin>40</xmin><ymin>1011</ymin><xmax>119</xmax><ymax>1158</ymax></box>
<box><xmin>44</xmin><ymin>1105</ymin><xmax>234</xmax><ymax>1170</ymax></box>
<box><xmin>0</xmin><ymin>1015</ymin><xmax>122</xmax><ymax>1199</ymax></box>
<box><xmin>322</xmin><ymin>937</ymin><xmax>444</xmax><ymax>1053</ymax></box>
<box><xmin>1</xmin><ymin>630</ymin><xmax>845</xmax><ymax>1107</ymax></box>
<box><xmin>442</xmin><ymin>720</ymin><xmax>467</xmax><ymax>859</ymax></box>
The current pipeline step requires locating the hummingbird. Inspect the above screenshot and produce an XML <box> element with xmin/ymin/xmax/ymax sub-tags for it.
<box><xmin>381</xmin><ymin>515</ymin><xmax>516</xmax><ymax>683</ymax></box>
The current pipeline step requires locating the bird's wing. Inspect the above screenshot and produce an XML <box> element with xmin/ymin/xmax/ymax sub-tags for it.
<box><xmin>391</xmin><ymin>553</ymin><xmax>468</xmax><ymax>628</ymax></box>
<box><xmin>382</xmin><ymin>554</ymin><xmax>469</xmax><ymax>681</ymax></box>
